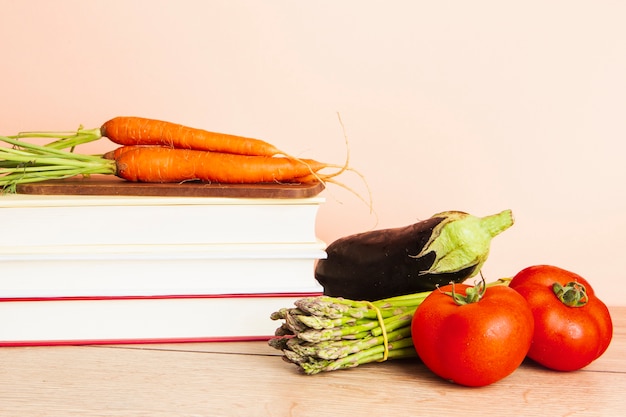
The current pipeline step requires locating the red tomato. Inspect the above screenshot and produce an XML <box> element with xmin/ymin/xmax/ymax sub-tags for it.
<box><xmin>411</xmin><ymin>283</ymin><xmax>534</xmax><ymax>387</ymax></box>
<box><xmin>508</xmin><ymin>264</ymin><xmax>597</xmax><ymax>297</ymax></box>
<box><xmin>509</xmin><ymin>265</ymin><xmax>613</xmax><ymax>371</ymax></box>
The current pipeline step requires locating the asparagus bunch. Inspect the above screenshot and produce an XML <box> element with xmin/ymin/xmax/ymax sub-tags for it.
<box><xmin>268</xmin><ymin>291</ymin><xmax>432</xmax><ymax>375</ymax></box>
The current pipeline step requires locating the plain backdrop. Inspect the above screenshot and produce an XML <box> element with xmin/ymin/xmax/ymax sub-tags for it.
<box><xmin>2</xmin><ymin>0</ymin><xmax>625</xmax><ymax>305</ymax></box>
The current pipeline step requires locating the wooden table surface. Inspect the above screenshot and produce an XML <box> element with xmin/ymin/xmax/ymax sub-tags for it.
<box><xmin>1</xmin><ymin>306</ymin><xmax>624</xmax><ymax>417</ymax></box>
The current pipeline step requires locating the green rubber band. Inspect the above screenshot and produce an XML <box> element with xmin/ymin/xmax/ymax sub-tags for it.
<box><xmin>364</xmin><ymin>301</ymin><xmax>389</xmax><ymax>362</ymax></box>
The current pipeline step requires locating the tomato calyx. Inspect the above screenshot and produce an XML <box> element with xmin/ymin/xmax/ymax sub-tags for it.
<box><xmin>440</xmin><ymin>274</ymin><xmax>487</xmax><ymax>305</ymax></box>
<box><xmin>552</xmin><ymin>281</ymin><xmax>589</xmax><ymax>308</ymax></box>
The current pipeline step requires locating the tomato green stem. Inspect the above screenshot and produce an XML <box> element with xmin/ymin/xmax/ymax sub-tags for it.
<box><xmin>553</xmin><ymin>281</ymin><xmax>589</xmax><ymax>307</ymax></box>
<box><xmin>441</xmin><ymin>273</ymin><xmax>487</xmax><ymax>305</ymax></box>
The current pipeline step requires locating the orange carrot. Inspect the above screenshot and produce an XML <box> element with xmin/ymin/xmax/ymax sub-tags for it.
<box><xmin>113</xmin><ymin>146</ymin><xmax>335</xmax><ymax>184</ymax></box>
<box><xmin>102</xmin><ymin>145</ymin><xmax>153</xmax><ymax>160</ymax></box>
<box><xmin>101</xmin><ymin>116</ymin><xmax>285</xmax><ymax>157</ymax></box>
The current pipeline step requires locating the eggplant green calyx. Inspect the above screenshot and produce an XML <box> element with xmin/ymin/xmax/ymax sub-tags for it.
<box><xmin>412</xmin><ymin>209</ymin><xmax>514</xmax><ymax>276</ymax></box>
<box><xmin>553</xmin><ymin>281</ymin><xmax>589</xmax><ymax>307</ymax></box>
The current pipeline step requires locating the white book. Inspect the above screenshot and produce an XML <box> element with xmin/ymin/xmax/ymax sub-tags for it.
<box><xmin>0</xmin><ymin>194</ymin><xmax>324</xmax><ymax>246</ymax></box>
<box><xmin>0</xmin><ymin>241</ymin><xmax>326</xmax><ymax>298</ymax></box>
<box><xmin>0</xmin><ymin>293</ymin><xmax>317</xmax><ymax>346</ymax></box>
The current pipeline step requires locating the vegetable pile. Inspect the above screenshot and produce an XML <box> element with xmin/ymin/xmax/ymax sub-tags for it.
<box><xmin>270</xmin><ymin>209</ymin><xmax>614</xmax><ymax>387</ymax></box>
<box><xmin>0</xmin><ymin>116</ymin><xmax>358</xmax><ymax>193</ymax></box>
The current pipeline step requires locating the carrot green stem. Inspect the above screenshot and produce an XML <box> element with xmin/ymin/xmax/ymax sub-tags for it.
<box><xmin>0</xmin><ymin>136</ymin><xmax>105</xmax><ymax>160</ymax></box>
<box><xmin>9</xmin><ymin>127</ymin><xmax>102</xmax><ymax>150</ymax></box>
<box><xmin>0</xmin><ymin>132</ymin><xmax>115</xmax><ymax>193</ymax></box>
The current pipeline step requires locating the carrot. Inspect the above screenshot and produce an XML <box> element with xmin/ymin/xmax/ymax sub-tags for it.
<box><xmin>113</xmin><ymin>146</ymin><xmax>338</xmax><ymax>184</ymax></box>
<box><xmin>102</xmin><ymin>145</ymin><xmax>152</xmax><ymax>160</ymax></box>
<box><xmin>101</xmin><ymin>116</ymin><xmax>285</xmax><ymax>157</ymax></box>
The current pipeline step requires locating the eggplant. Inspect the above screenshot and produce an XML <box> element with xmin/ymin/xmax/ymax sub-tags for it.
<box><xmin>315</xmin><ymin>210</ymin><xmax>514</xmax><ymax>301</ymax></box>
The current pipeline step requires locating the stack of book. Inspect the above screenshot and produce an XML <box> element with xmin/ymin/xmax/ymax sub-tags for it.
<box><xmin>0</xmin><ymin>178</ymin><xmax>326</xmax><ymax>346</ymax></box>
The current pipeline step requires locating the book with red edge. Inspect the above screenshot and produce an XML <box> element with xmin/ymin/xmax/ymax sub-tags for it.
<box><xmin>0</xmin><ymin>292</ymin><xmax>319</xmax><ymax>346</ymax></box>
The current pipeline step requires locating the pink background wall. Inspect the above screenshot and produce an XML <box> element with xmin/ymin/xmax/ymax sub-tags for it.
<box><xmin>2</xmin><ymin>1</ymin><xmax>625</xmax><ymax>305</ymax></box>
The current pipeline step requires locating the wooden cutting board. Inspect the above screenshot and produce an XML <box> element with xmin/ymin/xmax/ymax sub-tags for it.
<box><xmin>15</xmin><ymin>175</ymin><xmax>325</xmax><ymax>199</ymax></box>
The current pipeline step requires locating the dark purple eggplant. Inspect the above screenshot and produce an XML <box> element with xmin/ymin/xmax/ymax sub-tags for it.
<box><xmin>315</xmin><ymin>210</ymin><xmax>513</xmax><ymax>301</ymax></box>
